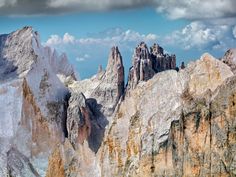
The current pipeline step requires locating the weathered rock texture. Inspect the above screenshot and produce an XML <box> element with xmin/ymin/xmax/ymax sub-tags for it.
<box><xmin>0</xmin><ymin>27</ymin><xmax>75</xmax><ymax>177</ymax></box>
<box><xmin>67</xmin><ymin>92</ymin><xmax>108</xmax><ymax>152</ymax></box>
<box><xmin>46</xmin><ymin>46</ymin><xmax>125</xmax><ymax>177</ymax></box>
<box><xmin>127</xmin><ymin>42</ymin><xmax>176</xmax><ymax>89</ymax></box>
<box><xmin>222</xmin><ymin>48</ymin><xmax>236</xmax><ymax>74</ymax></box>
<box><xmin>98</xmin><ymin>53</ymin><xmax>236</xmax><ymax>177</ymax></box>
<box><xmin>69</xmin><ymin>46</ymin><xmax>124</xmax><ymax>120</ymax></box>
<box><xmin>7</xmin><ymin>148</ymin><xmax>41</xmax><ymax>177</ymax></box>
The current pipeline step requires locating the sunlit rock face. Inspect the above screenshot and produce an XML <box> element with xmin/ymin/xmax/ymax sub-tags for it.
<box><xmin>99</xmin><ymin>53</ymin><xmax>236</xmax><ymax>177</ymax></box>
<box><xmin>0</xmin><ymin>27</ymin><xmax>74</xmax><ymax>177</ymax></box>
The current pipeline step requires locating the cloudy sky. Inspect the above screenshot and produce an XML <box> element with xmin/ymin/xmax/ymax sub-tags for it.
<box><xmin>0</xmin><ymin>0</ymin><xmax>236</xmax><ymax>78</ymax></box>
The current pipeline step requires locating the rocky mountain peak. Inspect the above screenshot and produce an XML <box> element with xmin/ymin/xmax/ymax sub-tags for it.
<box><xmin>133</xmin><ymin>42</ymin><xmax>150</xmax><ymax>61</ymax></box>
<box><xmin>127</xmin><ymin>42</ymin><xmax>176</xmax><ymax>89</ymax></box>
<box><xmin>0</xmin><ymin>27</ymin><xmax>75</xmax><ymax>176</ymax></box>
<box><xmin>90</xmin><ymin>46</ymin><xmax>124</xmax><ymax>118</ymax></box>
<box><xmin>106</xmin><ymin>46</ymin><xmax>124</xmax><ymax>83</ymax></box>
<box><xmin>0</xmin><ymin>26</ymin><xmax>37</xmax><ymax>81</ymax></box>
<box><xmin>68</xmin><ymin>46</ymin><xmax>125</xmax><ymax>121</ymax></box>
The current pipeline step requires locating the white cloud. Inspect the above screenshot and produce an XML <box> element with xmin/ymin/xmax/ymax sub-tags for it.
<box><xmin>0</xmin><ymin>0</ymin><xmax>17</xmax><ymax>7</ymax></box>
<box><xmin>46</xmin><ymin>33</ymin><xmax>76</xmax><ymax>46</ymax></box>
<box><xmin>46</xmin><ymin>28</ymin><xmax>158</xmax><ymax>47</ymax></box>
<box><xmin>45</xmin><ymin>34</ymin><xmax>62</xmax><ymax>46</ymax></box>
<box><xmin>84</xmin><ymin>54</ymin><xmax>90</xmax><ymax>58</ymax></box>
<box><xmin>63</xmin><ymin>33</ymin><xmax>75</xmax><ymax>44</ymax></box>
<box><xmin>76</xmin><ymin>57</ymin><xmax>85</xmax><ymax>62</ymax></box>
<box><xmin>45</xmin><ymin>28</ymin><xmax>158</xmax><ymax>66</ymax></box>
<box><xmin>164</xmin><ymin>21</ymin><xmax>234</xmax><ymax>51</ymax></box>
<box><xmin>75</xmin><ymin>54</ymin><xmax>90</xmax><ymax>62</ymax></box>
<box><xmin>233</xmin><ymin>26</ymin><xmax>236</xmax><ymax>38</ymax></box>
<box><xmin>155</xmin><ymin>0</ymin><xmax>236</xmax><ymax>20</ymax></box>
<box><xmin>1</xmin><ymin>0</ymin><xmax>236</xmax><ymax>19</ymax></box>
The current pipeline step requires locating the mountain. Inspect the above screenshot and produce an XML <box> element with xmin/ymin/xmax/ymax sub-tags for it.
<box><xmin>127</xmin><ymin>42</ymin><xmax>176</xmax><ymax>89</ymax></box>
<box><xmin>0</xmin><ymin>27</ymin><xmax>75</xmax><ymax>177</ymax></box>
<box><xmin>0</xmin><ymin>27</ymin><xmax>236</xmax><ymax>177</ymax></box>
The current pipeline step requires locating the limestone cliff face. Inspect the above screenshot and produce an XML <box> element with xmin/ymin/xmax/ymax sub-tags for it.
<box><xmin>0</xmin><ymin>27</ymin><xmax>74</xmax><ymax>177</ymax></box>
<box><xmin>98</xmin><ymin>53</ymin><xmax>235</xmax><ymax>177</ymax></box>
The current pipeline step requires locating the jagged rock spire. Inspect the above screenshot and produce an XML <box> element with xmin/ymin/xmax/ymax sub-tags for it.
<box><xmin>105</xmin><ymin>46</ymin><xmax>124</xmax><ymax>89</ymax></box>
<box><xmin>127</xmin><ymin>42</ymin><xmax>155</xmax><ymax>89</ymax></box>
<box><xmin>90</xmin><ymin>46</ymin><xmax>125</xmax><ymax>118</ymax></box>
<box><xmin>127</xmin><ymin>42</ymin><xmax>176</xmax><ymax>89</ymax></box>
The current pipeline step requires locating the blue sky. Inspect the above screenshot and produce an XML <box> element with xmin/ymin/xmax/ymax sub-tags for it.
<box><xmin>0</xmin><ymin>0</ymin><xmax>236</xmax><ymax>79</ymax></box>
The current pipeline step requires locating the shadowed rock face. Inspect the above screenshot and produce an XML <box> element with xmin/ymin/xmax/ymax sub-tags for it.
<box><xmin>67</xmin><ymin>92</ymin><xmax>89</xmax><ymax>148</ymax></box>
<box><xmin>67</xmin><ymin>92</ymin><xmax>108</xmax><ymax>152</ymax></box>
<box><xmin>127</xmin><ymin>42</ymin><xmax>176</xmax><ymax>89</ymax></box>
<box><xmin>150</xmin><ymin>43</ymin><xmax>176</xmax><ymax>72</ymax></box>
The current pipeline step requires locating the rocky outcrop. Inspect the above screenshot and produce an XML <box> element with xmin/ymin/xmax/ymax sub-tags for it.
<box><xmin>100</xmin><ymin>70</ymin><xmax>185</xmax><ymax>177</ymax></box>
<box><xmin>127</xmin><ymin>42</ymin><xmax>176</xmax><ymax>89</ymax></box>
<box><xmin>69</xmin><ymin>46</ymin><xmax>124</xmax><ymax>120</ymax></box>
<box><xmin>46</xmin><ymin>52</ymin><xmax>236</xmax><ymax>177</ymax></box>
<box><xmin>91</xmin><ymin>46</ymin><xmax>124</xmax><ymax>118</ymax></box>
<box><xmin>127</xmin><ymin>42</ymin><xmax>155</xmax><ymax>89</ymax></box>
<box><xmin>0</xmin><ymin>27</ymin><xmax>75</xmax><ymax>177</ymax></box>
<box><xmin>222</xmin><ymin>48</ymin><xmax>236</xmax><ymax>74</ymax></box>
<box><xmin>67</xmin><ymin>92</ymin><xmax>108</xmax><ymax>152</ymax></box>
<box><xmin>158</xmin><ymin>75</ymin><xmax>236</xmax><ymax>177</ymax></box>
<box><xmin>47</xmin><ymin>47</ymin><xmax>125</xmax><ymax>177</ymax></box>
<box><xmin>150</xmin><ymin>43</ymin><xmax>176</xmax><ymax>72</ymax></box>
<box><xmin>67</xmin><ymin>92</ymin><xmax>90</xmax><ymax>148</ymax></box>
<box><xmin>99</xmin><ymin>53</ymin><xmax>235</xmax><ymax>177</ymax></box>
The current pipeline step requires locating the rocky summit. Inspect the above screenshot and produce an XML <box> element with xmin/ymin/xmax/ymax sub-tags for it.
<box><xmin>0</xmin><ymin>27</ymin><xmax>236</xmax><ymax>177</ymax></box>
<box><xmin>127</xmin><ymin>42</ymin><xmax>176</xmax><ymax>89</ymax></box>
